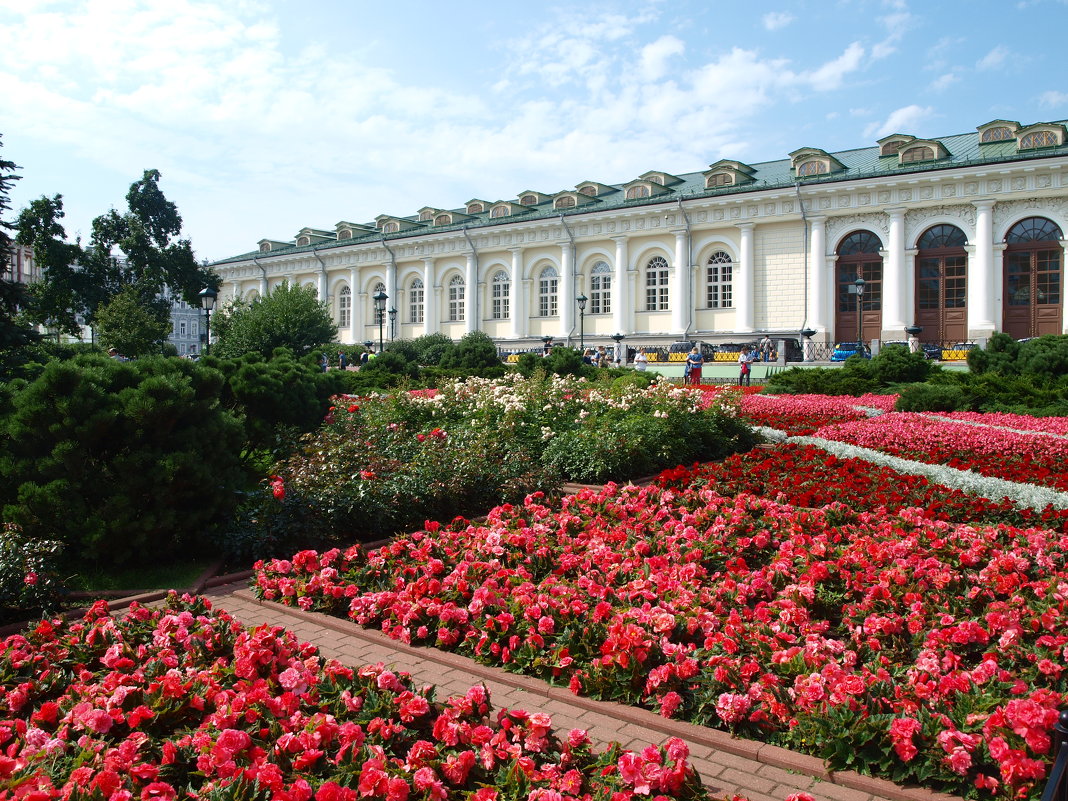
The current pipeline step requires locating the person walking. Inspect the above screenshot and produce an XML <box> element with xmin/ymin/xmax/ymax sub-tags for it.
<box><xmin>759</xmin><ymin>335</ymin><xmax>773</xmax><ymax>362</ymax></box>
<box><xmin>738</xmin><ymin>347</ymin><xmax>753</xmax><ymax>386</ymax></box>
<box><xmin>685</xmin><ymin>346</ymin><xmax>704</xmax><ymax>386</ymax></box>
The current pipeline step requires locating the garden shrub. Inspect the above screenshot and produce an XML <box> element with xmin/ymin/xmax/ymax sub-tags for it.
<box><xmin>0</xmin><ymin>353</ymin><xmax>247</xmax><ymax>566</ymax></box>
<box><xmin>410</xmin><ymin>332</ymin><xmax>454</xmax><ymax>365</ymax></box>
<box><xmin>763</xmin><ymin>359</ymin><xmax>878</xmax><ymax>396</ymax></box>
<box><xmin>870</xmin><ymin>343</ymin><xmax>933</xmax><ymax>384</ymax></box>
<box><xmin>437</xmin><ymin>330</ymin><xmax>500</xmax><ymax>369</ymax></box>
<box><xmin>0</xmin><ymin>523</ymin><xmax>63</xmax><ymax>624</ymax></box>
<box><xmin>894</xmin><ymin>382</ymin><xmax>968</xmax><ymax>412</ymax></box>
<box><xmin>359</xmin><ymin>349</ymin><xmax>420</xmax><ymax>380</ymax></box>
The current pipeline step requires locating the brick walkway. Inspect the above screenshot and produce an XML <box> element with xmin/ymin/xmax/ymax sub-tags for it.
<box><xmin>202</xmin><ymin>582</ymin><xmax>959</xmax><ymax>801</ymax></box>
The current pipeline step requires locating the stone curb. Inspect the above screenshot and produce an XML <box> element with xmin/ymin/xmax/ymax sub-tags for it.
<box><xmin>235</xmin><ymin>590</ymin><xmax>962</xmax><ymax>801</ymax></box>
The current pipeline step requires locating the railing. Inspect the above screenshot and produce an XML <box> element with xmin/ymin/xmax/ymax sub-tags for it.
<box><xmin>1041</xmin><ymin>710</ymin><xmax>1068</xmax><ymax>801</ymax></box>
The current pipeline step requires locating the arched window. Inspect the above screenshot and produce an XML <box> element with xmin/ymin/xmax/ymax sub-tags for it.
<box><xmin>578</xmin><ymin>185</ymin><xmax>597</xmax><ymax>196</ymax></box>
<box><xmin>539</xmin><ymin>266</ymin><xmax>559</xmax><ymax>317</ymax></box>
<box><xmin>626</xmin><ymin>186</ymin><xmax>650</xmax><ymax>200</ymax></box>
<box><xmin>490</xmin><ymin>206</ymin><xmax>509</xmax><ymax>218</ymax></box>
<box><xmin>590</xmin><ymin>261</ymin><xmax>612</xmax><ymax>314</ymax></box>
<box><xmin>338</xmin><ymin>286</ymin><xmax>351</xmax><ymax>328</ymax></box>
<box><xmin>520</xmin><ymin>194</ymin><xmax>538</xmax><ymax>206</ymax></box>
<box><xmin>645</xmin><ymin>256</ymin><xmax>669</xmax><ymax>311</ymax></box>
<box><xmin>706</xmin><ymin>251</ymin><xmax>733</xmax><ymax>309</ymax></box>
<box><xmin>1003</xmin><ymin>217</ymin><xmax>1063</xmax><ymax>338</ymax></box>
<box><xmin>296</xmin><ymin>236</ymin><xmax>310</xmax><ymax>247</ymax></box>
<box><xmin>381</xmin><ymin>222</ymin><xmax>399</xmax><ymax>234</ymax></box>
<box><xmin>259</xmin><ymin>242</ymin><xmax>271</xmax><ymax>252</ymax></box>
<box><xmin>555</xmin><ymin>196</ymin><xmax>576</xmax><ymax>209</ymax></box>
<box><xmin>467</xmin><ymin>202</ymin><xmax>484</xmax><ymax>214</ymax></box>
<box><xmin>902</xmin><ymin>146</ymin><xmax>934</xmax><ymax>163</ymax></box>
<box><xmin>981</xmin><ymin>127</ymin><xmax>1013</xmax><ymax>143</ymax></box>
<box><xmin>492</xmin><ymin>271</ymin><xmax>510</xmax><ymax>320</ymax></box>
<box><xmin>338</xmin><ymin>229</ymin><xmax>352</xmax><ymax>240</ymax></box>
<box><xmin>434</xmin><ymin>214</ymin><xmax>451</xmax><ymax>226</ymax></box>
<box><xmin>448</xmin><ymin>276</ymin><xmax>465</xmax><ymax>322</ymax></box>
<box><xmin>419</xmin><ymin>210</ymin><xmax>433</xmax><ymax>221</ymax></box>
<box><xmin>706</xmin><ymin>173</ymin><xmax>732</xmax><ymax>188</ymax></box>
<box><xmin>1020</xmin><ymin>131</ymin><xmax>1058</xmax><ymax>149</ymax></box>
<box><xmin>409</xmin><ymin>278</ymin><xmax>424</xmax><ymax>324</ymax></box>
<box><xmin>797</xmin><ymin>160</ymin><xmax>828</xmax><ymax>177</ymax></box>
<box><xmin>916</xmin><ymin>225</ymin><xmax>968</xmax><ymax>343</ymax></box>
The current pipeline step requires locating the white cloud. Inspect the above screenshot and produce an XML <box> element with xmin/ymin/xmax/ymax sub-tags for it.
<box><xmin>639</xmin><ymin>35</ymin><xmax>685</xmax><ymax>81</ymax></box>
<box><xmin>977</xmin><ymin>45</ymin><xmax>1010</xmax><ymax>71</ymax></box>
<box><xmin>762</xmin><ymin>11</ymin><xmax>794</xmax><ymax>31</ymax></box>
<box><xmin>930</xmin><ymin>71</ymin><xmax>960</xmax><ymax>92</ymax></box>
<box><xmin>805</xmin><ymin>42</ymin><xmax>865</xmax><ymax>91</ymax></box>
<box><xmin>864</xmin><ymin>105</ymin><xmax>936</xmax><ymax>139</ymax></box>
<box><xmin>1040</xmin><ymin>90</ymin><xmax>1068</xmax><ymax>108</ymax></box>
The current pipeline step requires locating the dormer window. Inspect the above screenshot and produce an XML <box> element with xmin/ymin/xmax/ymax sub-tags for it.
<box><xmin>706</xmin><ymin>173</ymin><xmax>732</xmax><ymax>188</ymax></box>
<box><xmin>901</xmin><ymin>146</ymin><xmax>934</xmax><ymax>163</ymax></box>
<box><xmin>981</xmin><ymin>127</ymin><xmax>1013</xmax><ymax>143</ymax></box>
<box><xmin>434</xmin><ymin>213</ymin><xmax>452</xmax><ymax>226</ymax></box>
<box><xmin>578</xmin><ymin>185</ymin><xmax>597</xmax><ymax>196</ymax></box>
<box><xmin>649</xmin><ymin>175</ymin><xmax>664</xmax><ymax>185</ymax></box>
<box><xmin>1019</xmin><ymin>129</ymin><xmax>1061</xmax><ymax>149</ymax></box>
<box><xmin>638</xmin><ymin>170</ymin><xmax>681</xmax><ymax>186</ymax></box>
<box><xmin>520</xmin><ymin>194</ymin><xmax>538</xmax><ymax>206</ymax></box>
<box><xmin>381</xmin><ymin>222</ymin><xmax>399</xmax><ymax>234</ymax></box>
<box><xmin>338</xmin><ymin>229</ymin><xmax>353</xmax><ymax>240</ymax></box>
<box><xmin>296</xmin><ymin>236</ymin><xmax>311</xmax><ymax>246</ymax></box>
<box><xmin>555</xmin><ymin>195</ymin><xmax>576</xmax><ymax>209</ymax></box>
<box><xmin>796</xmin><ymin>160</ymin><xmax>828</xmax><ymax>177</ymax></box>
<box><xmin>490</xmin><ymin>205</ymin><xmax>509</xmax><ymax>218</ymax></box>
<box><xmin>259</xmin><ymin>242</ymin><xmax>271</xmax><ymax>252</ymax></box>
<box><xmin>626</xmin><ymin>185</ymin><xmax>650</xmax><ymax>199</ymax></box>
<box><xmin>878</xmin><ymin>135</ymin><xmax>915</xmax><ymax>156</ymax></box>
<box><xmin>467</xmin><ymin>201</ymin><xmax>485</xmax><ymax>214</ymax></box>
<box><xmin>419</xmin><ymin>210</ymin><xmax>434</xmax><ymax>221</ymax></box>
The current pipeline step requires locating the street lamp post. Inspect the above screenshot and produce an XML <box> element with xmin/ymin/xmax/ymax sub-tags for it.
<box><xmin>576</xmin><ymin>294</ymin><xmax>587</xmax><ymax>352</ymax></box>
<box><xmin>854</xmin><ymin>277</ymin><xmax>866</xmax><ymax>346</ymax></box>
<box><xmin>373</xmin><ymin>289</ymin><xmax>388</xmax><ymax>354</ymax></box>
<box><xmin>388</xmin><ymin>307</ymin><xmax>397</xmax><ymax>342</ymax></box>
<box><xmin>611</xmin><ymin>332</ymin><xmax>625</xmax><ymax>365</ymax></box>
<box><xmin>198</xmin><ymin>286</ymin><xmax>217</xmax><ymax>356</ymax></box>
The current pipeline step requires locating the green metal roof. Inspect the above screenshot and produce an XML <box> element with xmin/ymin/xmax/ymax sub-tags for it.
<box><xmin>214</xmin><ymin>121</ymin><xmax>1068</xmax><ymax>266</ymax></box>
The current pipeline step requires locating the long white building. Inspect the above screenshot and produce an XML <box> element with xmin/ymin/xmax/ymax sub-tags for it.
<box><xmin>212</xmin><ymin>118</ymin><xmax>1068</xmax><ymax>349</ymax></box>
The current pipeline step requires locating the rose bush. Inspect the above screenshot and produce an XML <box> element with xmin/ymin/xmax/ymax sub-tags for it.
<box><xmin>255</xmin><ymin>481</ymin><xmax>1068</xmax><ymax>800</ymax></box>
<box><xmin>0</xmin><ymin>593</ymin><xmax>708</xmax><ymax>800</ymax></box>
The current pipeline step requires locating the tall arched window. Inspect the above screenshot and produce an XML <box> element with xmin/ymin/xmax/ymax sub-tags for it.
<box><xmin>645</xmin><ymin>256</ymin><xmax>669</xmax><ymax>311</ymax></box>
<box><xmin>371</xmin><ymin>282</ymin><xmax>386</xmax><ymax>324</ymax></box>
<box><xmin>338</xmin><ymin>286</ymin><xmax>351</xmax><ymax>328</ymax></box>
<box><xmin>706</xmin><ymin>251</ymin><xmax>733</xmax><ymax>309</ymax></box>
<box><xmin>590</xmin><ymin>261</ymin><xmax>612</xmax><ymax>314</ymax></box>
<box><xmin>448</xmin><ymin>276</ymin><xmax>465</xmax><ymax>322</ymax></box>
<box><xmin>1004</xmin><ymin>216</ymin><xmax>1063</xmax><ymax>338</ymax></box>
<box><xmin>915</xmin><ymin>225</ymin><xmax>967</xmax><ymax>343</ymax></box>
<box><xmin>539</xmin><ymin>266</ymin><xmax>559</xmax><ymax>317</ymax></box>
<box><xmin>409</xmin><ymin>278</ymin><xmax>424</xmax><ymax>324</ymax></box>
<box><xmin>835</xmin><ymin>232</ymin><xmax>883</xmax><ymax>342</ymax></box>
<box><xmin>492</xmin><ymin>271</ymin><xmax>510</xmax><ymax>319</ymax></box>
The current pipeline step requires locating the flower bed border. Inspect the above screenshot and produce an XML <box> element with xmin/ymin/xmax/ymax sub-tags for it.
<box><xmin>232</xmin><ymin>588</ymin><xmax>962</xmax><ymax>801</ymax></box>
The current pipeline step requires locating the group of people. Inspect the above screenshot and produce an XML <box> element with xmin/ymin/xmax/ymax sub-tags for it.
<box><xmin>320</xmin><ymin>349</ymin><xmax>373</xmax><ymax>372</ymax></box>
<box><xmin>581</xmin><ymin>345</ymin><xmax>614</xmax><ymax>368</ymax></box>
<box><xmin>684</xmin><ymin>344</ymin><xmax>761</xmax><ymax>386</ymax></box>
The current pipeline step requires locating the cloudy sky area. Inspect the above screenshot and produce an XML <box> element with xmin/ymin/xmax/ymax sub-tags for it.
<box><xmin>3</xmin><ymin>0</ymin><xmax>1067</xmax><ymax>262</ymax></box>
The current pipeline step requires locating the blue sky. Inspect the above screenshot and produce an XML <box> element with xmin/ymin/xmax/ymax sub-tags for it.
<box><xmin>3</xmin><ymin>0</ymin><xmax>1067</xmax><ymax>262</ymax></box>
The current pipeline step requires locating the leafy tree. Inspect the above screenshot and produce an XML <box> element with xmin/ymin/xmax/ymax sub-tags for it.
<box><xmin>438</xmin><ymin>330</ymin><xmax>500</xmax><ymax>369</ymax></box>
<box><xmin>16</xmin><ymin>194</ymin><xmax>87</xmax><ymax>337</ymax></box>
<box><xmin>0</xmin><ymin>354</ymin><xmax>247</xmax><ymax>565</ymax></box>
<box><xmin>94</xmin><ymin>284</ymin><xmax>171</xmax><ymax>357</ymax></box>
<box><xmin>0</xmin><ymin>135</ymin><xmax>40</xmax><ymax>349</ymax></box>
<box><xmin>411</xmin><ymin>332</ymin><xmax>453</xmax><ymax>365</ymax></box>
<box><xmin>214</xmin><ymin>282</ymin><xmax>338</xmax><ymax>359</ymax></box>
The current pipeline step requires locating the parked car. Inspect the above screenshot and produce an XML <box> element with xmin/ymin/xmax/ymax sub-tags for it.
<box><xmin>883</xmin><ymin>340</ymin><xmax>941</xmax><ymax>360</ymax></box>
<box><xmin>830</xmin><ymin>342</ymin><xmax>871</xmax><ymax>361</ymax></box>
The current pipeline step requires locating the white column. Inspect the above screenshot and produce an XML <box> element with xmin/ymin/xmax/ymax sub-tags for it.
<box><xmin>971</xmin><ymin>200</ymin><xmax>997</xmax><ymax>334</ymax></box>
<box><xmin>559</xmin><ymin>242</ymin><xmax>574</xmax><ymax>340</ymax></box>
<box><xmin>613</xmin><ymin>236</ymin><xmax>629</xmax><ymax>335</ymax></box>
<box><xmin>672</xmin><ymin>229</ymin><xmax>689</xmax><ymax>334</ymax></box>
<box><xmin>357</xmin><ymin>292</ymin><xmax>368</xmax><ymax>345</ymax></box>
<box><xmin>882</xmin><ymin>208</ymin><xmax>907</xmax><ymax>334</ymax></box>
<box><xmin>509</xmin><ymin>249</ymin><xmax>523</xmax><ymax>339</ymax></box>
<box><xmin>386</xmin><ymin>261</ymin><xmax>397</xmax><ymax>310</ymax></box>
<box><xmin>736</xmin><ymin>223</ymin><xmax>754</xmax><ymax>333</ymax></box>
<box><xmin>809</xmin><ymin>217</ymin><xmax>828</xmax><ymax>334</ymax></box>
<box><xmin>464</xmin><ymin>252</ymin><xmax>477</xmax><ymax>334</ymax></box>
<box><xmin>348</xmin><ymin>268</ymin><xmax>359</xmax><ymax>342</ymax></box>
<box><xmin>520</xmin><ymin>279</ymin><xmax>533</xmax><ymax>338</ymax></box>
<box><xmin>422</xmin><ymin>258</ymin><xmax>437</xmax><ymax>336</ymax></box>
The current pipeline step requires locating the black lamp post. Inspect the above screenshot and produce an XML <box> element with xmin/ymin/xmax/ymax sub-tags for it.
<box><xmin>388</xmin><ymin>307</ymin><xmax>397</xmax><ymax>341</ymax></box>
<box><xmin>611</xmin><ymin>332</ymin><xmax>625</xmax><ymax>364</ymax></box>
<box><xmin>854</xmin><ymin>277</ymin><xmax>866</xmax><ymax>345</ymax></box>
<box><xmin>198</xmin><ymin>286</ymin><xmax>217</xmax><ymax>356</ymax></box>
<box><xmin>576</xmin><ymin>294</ymin><xmax>588</xmax><ymax>352</ymax></box>
<box><xmin>373</xmin><ymin>289</ymin><xmax>388</xmax><ymax>353</ymax></box>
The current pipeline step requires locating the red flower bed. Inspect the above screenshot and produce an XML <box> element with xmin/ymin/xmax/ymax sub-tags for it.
<box><xmin>655</xmin><ymin>443</ymin><xmax>1068</xmax><ymax>532</ymax></box>
<box><xmin>0</xmin><ymin>593</ymin><xmax>706</xmax><ymax>800</ymax></box>
<box><xmin>255</xmin><ymin>485</ymin><xmax>1068</xmax><ymax>799</ymax></box>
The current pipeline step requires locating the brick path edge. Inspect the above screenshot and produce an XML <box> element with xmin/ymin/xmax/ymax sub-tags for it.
<box><xmin>232</xmin><ymin>589</ymin><xmax>962</xmax><ymax>801</ymax></box>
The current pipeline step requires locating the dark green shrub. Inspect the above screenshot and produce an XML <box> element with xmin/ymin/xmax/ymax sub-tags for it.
<box><xmin>894</xmin><ymin>383</ymin><xmax>968</xmax><ymax>412</ymax></box>
<box><xmin>0</xmin><ymin>354</ymin><xmax>247</xmax><ymax>565</ymax></box>
<box><xmin>516</xmin><ymin>352</ymin><xmax>542</xmax><ymax>377</ymax></box>
<box><xmin>438</xmin><ymin>330</ymin><xmax>499</xmax><ymax>369</ymax></box>
<box><xmin>411</xmin><ymin>333</ymin><xmax>454</xmax><ymax>365</ymax></box>
<box><xmin>871</xmin><ymin>344</ymin><xmax>932</xmax><ymax>384</ymax></box>
<box><xmin>967</xmin><ymin>332</ymin><xmax>1020</xmax><ymax>375</ymax></box>
<box><xmin>1017</xmin><ymin>335</ymin><xmax>1068</xmax><ymax>380</ymax></box>
<box><xmin>544</xmin><ymin>346</ymin><xmax>593</xmax><ymax>378</ymax></box>
<box><xmin>360</xmin><ymin>350</ymin><xmax>420</xmax><ymax>380</ymax></box>
<box><xmin>763</xmin><ymin>361</ymin><xmax>877</xmax><ymax>396</ymax></box>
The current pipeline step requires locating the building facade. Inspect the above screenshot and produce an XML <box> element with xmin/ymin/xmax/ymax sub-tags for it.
<box><xmin>212</xmin><ymin>118</ymin><xmax>1068</xmax><ymax>349</ymax></box>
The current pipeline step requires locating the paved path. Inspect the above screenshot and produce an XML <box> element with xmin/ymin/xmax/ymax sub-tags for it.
<box><xmin>202</xmin><ymin>581</ymin><xmax>958</xmax><ymax>801</ymax></box>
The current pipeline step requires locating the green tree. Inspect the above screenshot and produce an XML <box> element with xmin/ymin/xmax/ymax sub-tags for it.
<box><xmin>0</xmin><ymin>135</ymin><xmax>40</xmax><ymax>350</ymax></box>
<box><xmin>0</xmin><ymin>354</ymin><xmax>247</xmax><ymax>565</ymax></box>
<box><xmin>81</xmin><ymin>169</ymin><xmax>216</xmax><ymax>325</ymax></box>
<box><xmin>16</xmin><ymin>194</ymin><xmax>86</xmax><ymax>337</ymax></box>
<box><xmin>438</xmin><ymin>330</ymin><xmax>500</xmax><ymax>369</ymax></box>
<box><xmin>214</xmin><ymin>282</ymin><xmax>338</xmax><ymax>359</ymax></box>
<box><xmin>94</xmin><ymin>284</ymin><xmax>171</xmax><ymax>357</ymax></box>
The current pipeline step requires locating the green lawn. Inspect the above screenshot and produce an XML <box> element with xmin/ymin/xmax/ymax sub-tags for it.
<box><xmin>64</xmin><ymin>559</ymin><xmax>216</xmax><ymax>593</ymax></box>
